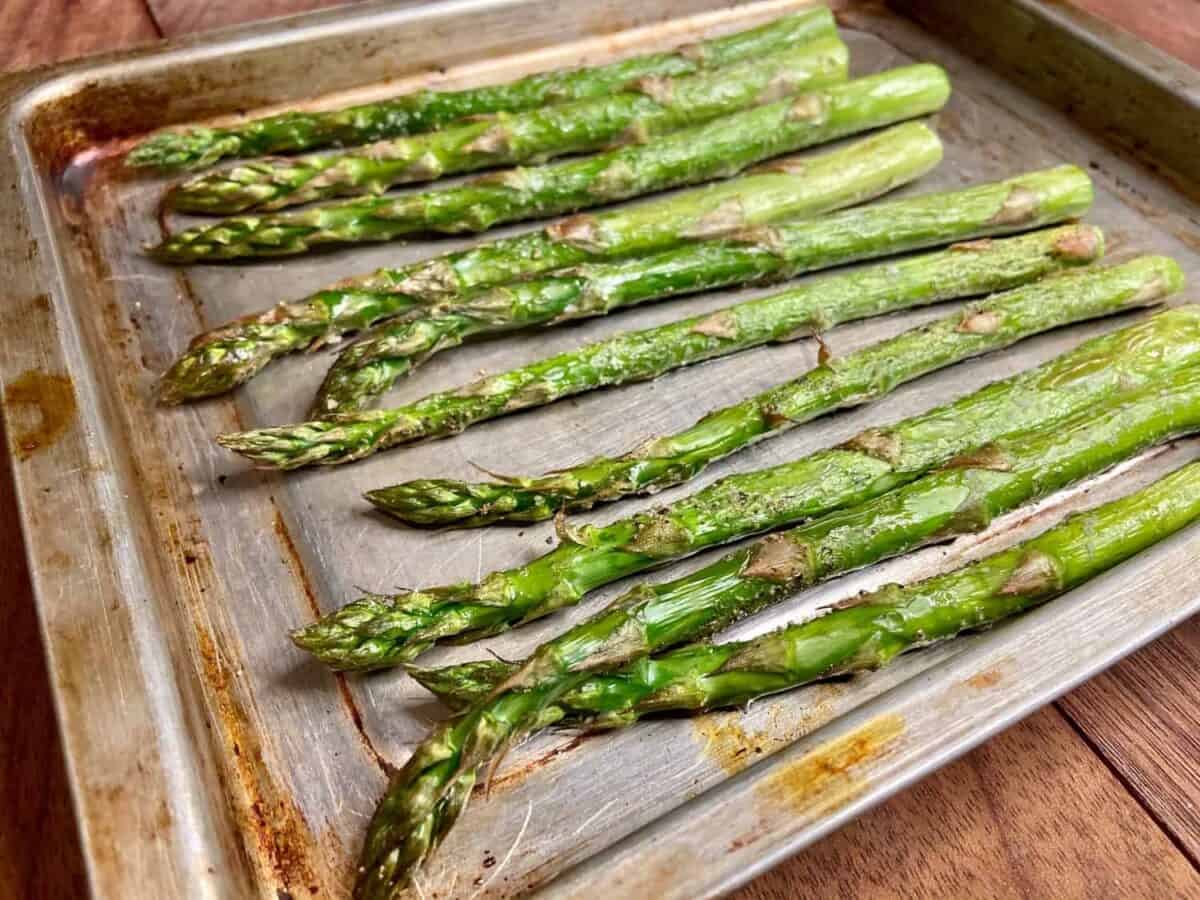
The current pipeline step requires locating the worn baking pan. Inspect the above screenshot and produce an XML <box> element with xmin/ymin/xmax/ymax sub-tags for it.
<box><xmin>3</xmin><ymin>0</ymin><xmax>1199</xmax><ymax>897</ymax></box>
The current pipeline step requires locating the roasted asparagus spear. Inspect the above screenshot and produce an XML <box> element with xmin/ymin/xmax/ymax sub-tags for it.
<box><xmin>220</xmin><ymin>226</ymin><xmax>1105</xmax><ymax>467</ymax></box>
<box><xmin>159</xmin><ymin>123</ymin><xmax>941</xmax><ymax>402</ymax></box>
<box><xmin>291</xmin><ymin>271</ymin><xmax>1190</xmax><ymax>673</ymax></box>
<box><xmin>150</xmin><ymin>65</ymin><xmax>950</xmax><ymax>261</ymax></box>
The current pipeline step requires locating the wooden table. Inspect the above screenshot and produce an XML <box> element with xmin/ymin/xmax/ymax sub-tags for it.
<box><xmin>2</xmin><ymin>2</ymin><xmax>1199</xmax><ymax>897</ymax></box>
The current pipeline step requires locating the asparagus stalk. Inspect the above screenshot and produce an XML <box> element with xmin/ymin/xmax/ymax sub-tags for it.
<box><xmin>219</xmin><ymin>226</ymin><xmax>1104</xmax><ymax>468</ymax></box>
<box><xmin>169</xmin><ymin>40</ymin><xmax>849</xmax><ymax>214</ymax></box>
<box><xmin>318</xmin><ymin>166</ymin><xmax>1094</xmax><ymax>414</ymax></box>
<box><xmin>159</xmin><ymin>123</ymin><xmax>942</xmax><ymax>403</ymax></box>
<box><xmin>150</xmin><ymin>65</ymin><xmax>951</xmax><ymax>262</ymax></box>
<box><xmin>413</xmin><ymin>364</ymin><xmax>1200</xmax><ymax>713</ymax></box>
<box><xmin>356</xmin><ymin>458</ymin><xmax>1200</xmax><ymax>897</ymax></box>
<box><xmin>127</xmin><ymin>9</ymin><xmax>838</xmax><ymax>170</ymax></box>
<box><xmin>291</xmin><ymin>271</ymin><xmax>1191</xmax><ymax>673</ymax></box>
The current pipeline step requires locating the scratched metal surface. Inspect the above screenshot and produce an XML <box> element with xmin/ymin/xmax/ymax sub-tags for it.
<box><xmin>3</xmin><ymin>0</ymin><xmax>1200</xmax><ymax>897</ymax></box>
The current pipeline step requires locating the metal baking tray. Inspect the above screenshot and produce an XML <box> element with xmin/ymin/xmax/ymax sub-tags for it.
<box><xmin>3</xmin><ymin>0</ymin><xmax>1199</xmax><ymax>896</ymax></box>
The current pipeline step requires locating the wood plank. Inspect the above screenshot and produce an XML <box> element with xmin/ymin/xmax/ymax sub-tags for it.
<box><xmin>735</xmin><ymin>706</ymin><xmax>1200</xmax><ymax>899</ymax></box>
<box><xmin>0</xmin><ymin>9</ymin><xmax>160</xmax><ymax>899</ymax></box>
<box><xmin>1066</xmin><ymin>0</ymin><xmax>1200</xmax><ymax>69</ymax></box>
<box><xmin>1057</xmin><ymin>618</ymin><xmax>1200</xmax><ymax>863</ymax></box>
<box><xmin>0</xmin><ymin>0</ymin><xmax>159</xmax><ymax>73</ymax></box>
<box><xmin>145</xmin><ymin>0</ymin><xmax>365</xmax><ymax>37</ymax></box>
<box><xmin>0</xmin><ymin>424</ymin><xmax>88</xmax><ymax>898</ymax></box>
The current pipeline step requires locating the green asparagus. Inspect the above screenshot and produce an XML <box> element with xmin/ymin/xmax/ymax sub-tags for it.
<box><xmin>168</xmin><ymin>40</ymin><xmax>849</xmax><ymax>213</ymax></box>
<box><xmin>292</xmin><ymin>273</ymin><xmax>1192</xmax><ymax>673</ymax></box>
<box><xmin>220</xmin><ymin>226</ymin><xmax>1104</xmax><ymax>467</ymax></box>
<box><xmin>159</xmin><ymin>123</ymin><xmax>941</xmax><ymax>403</ymax></box>
<box><xmin>150</xmin><ymin>65</ymin><xmax>951</xmax><ymax>261</ymax></box>
<box><xmin>412</xmin><ymin>364</ymin><xmax>1200</xmax><ymax>713</ymax></box>
<box><xmin>127</xmin><ymin>9</ymin><xmax>837</xmax><ymax>170</ymax></box>
<box><xmin>318</xmin><ymin>166</ymin><xmax>1094</xmax><ymax>414</ymax></box>
<box><xmin>355</xmin><ymin>456</ymin><xmax>1200</xmax><ymax>898</ymax></box>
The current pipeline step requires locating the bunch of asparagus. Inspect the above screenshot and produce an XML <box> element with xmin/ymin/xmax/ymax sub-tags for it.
<box><xmin>129</xmin><ymin>9</ymin><xmax>839</xmax><ymax>169</ymax></box>
<box><xmin>159</xmin><ymin>123</ymin><xmax>944</xmax><ymax>403</ymax></box>
<box><xmin>356</xmin><ymin>456</ymin><xmax>1200</xmax><ymax>896</ymax></box>
<box><xmin>128</xmin><ymin>11</ymin><xmax>1200</xmax><ymax>896</ymax></box>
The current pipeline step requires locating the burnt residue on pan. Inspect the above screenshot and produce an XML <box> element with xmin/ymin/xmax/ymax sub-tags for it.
<box><xmin>4</xmin><ymin>367</ymin><xmax>77</xmax><ymax>460</ymax></box>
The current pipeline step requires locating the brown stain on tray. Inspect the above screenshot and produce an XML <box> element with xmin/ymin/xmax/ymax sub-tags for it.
<box><xmin>5</xmin><ymin>367</ymin><xmax>77</xmax><ymax>459</ymax></box>
<box><xmin>727</xmin><ymin>713</ymin><xmax>904</xmax><ymax>853</ymax></box>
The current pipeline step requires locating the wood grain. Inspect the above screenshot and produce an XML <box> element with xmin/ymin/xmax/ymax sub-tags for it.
<box><xmin>1065</xmin><ymin>0</ymin><xmax>1200</xmax><ymax>69</ymax></box>
<box><xmin>1058</xmin><ymin>617</ymin><xmax>1200</xmax><ymax>863</ymax></box>
<box><xmin>0</xmin><ymin>423</ymin><xmax>88</xmax><ymax>898</ymax></box>
<box><xmin>145</xmin><ymin>0</ymin><xmax>367</xmax><ymax>36</ymax></box>
<box><xmin>0</xmin><ymin>0</ymin><xmax>159</xmax><ymax>73</ymax></box>
<box><xmin>735</xmin><ymin>707</ymin><xmax>1200</xmax><ymax>899</ymax></box>
<box><xmin>1</xmin><ymin>3</ymin><xmax>1199</xmax><ymax>900</ymax></box>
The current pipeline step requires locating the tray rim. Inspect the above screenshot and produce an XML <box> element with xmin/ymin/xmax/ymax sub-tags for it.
<box><xmin>3</xmin><ymin>1</ymin><xmax>1200</xmax><ymax>897</ymax></box>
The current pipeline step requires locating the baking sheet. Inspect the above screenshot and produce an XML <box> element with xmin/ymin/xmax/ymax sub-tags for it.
<box><xmin>3</xmin><ymin>1</ymin><xmax>1199</xmax><ymax>896</ymax></box>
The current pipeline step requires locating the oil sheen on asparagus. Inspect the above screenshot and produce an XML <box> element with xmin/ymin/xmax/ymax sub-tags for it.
<box><xmin>159</xmin><ymin>123</ymin><xmax>941</xmax><ymax>403</ymax></box>
<box><xmin>168</xmin><ymin>38</ymin><xmax>849</xmax><ymax>213</ymax></box>
<box><xmin>219</xmin><ymin>225</ymin><xmax>1103</xmax><ymax>467</ymax></box>
<box><xmin>353</xmin><ymin>443</ymin><xmax>1200</xmax><ymax>899</ymax></box>
<box><xmin>413</xmin><ymin>365</ymin><xmax>1200</xmax><ymax>715</ymax></box>
<box><xmin>150</xmin><ymin>65</ymin><xmax>951</xmax><ymax>261</ymax></box>
<box><xmin>127</xmin><ymin>9</ymin><xmax>837</xmax><ymax>170</ymax></box>
<box><xmin>317</xmin><ymin>166</ymin><xmax>1093</xmax><ymax>415</ymax></box>
<box><xmin>291</xmin><ymin>268</ymin><xmax>1189</xmax><ymax>673</ymax></box>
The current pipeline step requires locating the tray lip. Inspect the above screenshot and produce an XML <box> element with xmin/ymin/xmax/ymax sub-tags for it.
<box><xmin>3</xmin><ymin>1</ymin><xmax>1200</xmax><ymax>897</ymax></box>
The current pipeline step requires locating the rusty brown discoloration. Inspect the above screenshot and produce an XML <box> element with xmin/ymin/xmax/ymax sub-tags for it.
<box><xmin>484</xmin><ymin>734</ymin><xmax>589</xmax><ymax>794</ymax></box>
<box><xmin>758</xmin><ymin>714</ymin><xmax>904</xmax><ymax>816</ymax></box>
<box><xmin>1000</xmin><ymin>549</ymin><xmax>1061</xmax><ymax>596</ymax></box>
<box><xmin>5</xmin><ymin>368</ymin><xmax>77</xmax><ymax>460</ymax></box>
<box><xmin>394</xmin><ymin>259</ymin><xmax>459</xmax><ymax>298</ymax></box>
<box><xmin>965</xmin><ymin>669</ymin><xmax>1004</xmax><ymax>690</ymax></box>
<box><xmin>749</xmin><ymin>155</ymin><xmax>806</xmax><ymax>176</ymax></box>
<box><xmin>956</xmin><ymin>309</ymin><xmax>1002</xmax><ymax>335</ymax></box>
<box><xmin>690</xmin><ymin>309</ymin><xmax>739</xmax><ymax>340</ymax></box>
<box><xmin>742</xmin><ymin>534</ymin><xmax>812</xmax><ymax>584</ymax></box>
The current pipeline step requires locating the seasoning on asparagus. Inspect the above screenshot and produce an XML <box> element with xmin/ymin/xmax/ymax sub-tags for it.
<box><xmin>127</xmin><ymin>8</ymin><xmax>838</xmax><ymax>170</ymax></box>
<box><xmin>292</xmin><ymin>268</ymin><xmax>1189</xmax><ymax>673</ymax></box>
<box><xmin>413</xmin><ymin>364</ymin><xmax>1200</xmax><ymax>713</ymax></box>
<box><xmin>220</xmin><ymin>225</ymin><xmax>1104</xmax><ymax>467</ymax></box>
<box><xmin>150</xmin><ymin>64</ymin><xmax>951</xmax><ymax>262</ymax></box>
<box><xmin>159</xmin><ymin>123</ymin><xmax>941</xmax><ymax>403</ymax></box>
<box><xmin>354</xmin><ymin>455</ymin><xmax>1200</xmax><ymax>899</ymax></box>
<box><xmin>169</xmin><ymin>39</ymin><xmax>849</xmax><ymax>214</ymax></box>
<box><xmin>318</xmin><ymin>166</ymin><xmax>1094</xmax><ymax>414</ymax></box>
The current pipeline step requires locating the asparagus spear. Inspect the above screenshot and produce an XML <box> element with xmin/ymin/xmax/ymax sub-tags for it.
<box><xmin>220</xmin><ymin>225</ymin><xmax>1103</xmax><ymax>467</ymax></box>
<box><xmin>291</xmin><ymin>301</ymin><xmax>1197</xmax><ymax>672</ymax></box>
<box><xmin>169</xmin><ymin>39</ymin><xmax>849</xmax><ymax>214</ymax></box>
<box><xmin>318</xmin><ymin>166</ymin><xmax>1094</xmax><ymax>414</ymax></box>
<box><xmin>150</xmin><ymin>65</ymin><xmax>951</xmax><ymax>262</ymax></box>
<box><xmin>413</xmin><ymin>364</ymin><xmax>1200</xmax><ymax>713</ymax></box>
<box><xmin>355</xmin><ymin>458</ymin><xmax>1200</xmax><ymax>898</ymax></box>
<box><xmin>127</xmin><ymin>9</ymin><xmax>838</xmax><ymax>170</ymax></box>
<box><xmin>159</xmin><ymin>123</ymin><xmax>941</xmax><ymax>403</ymax></box>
